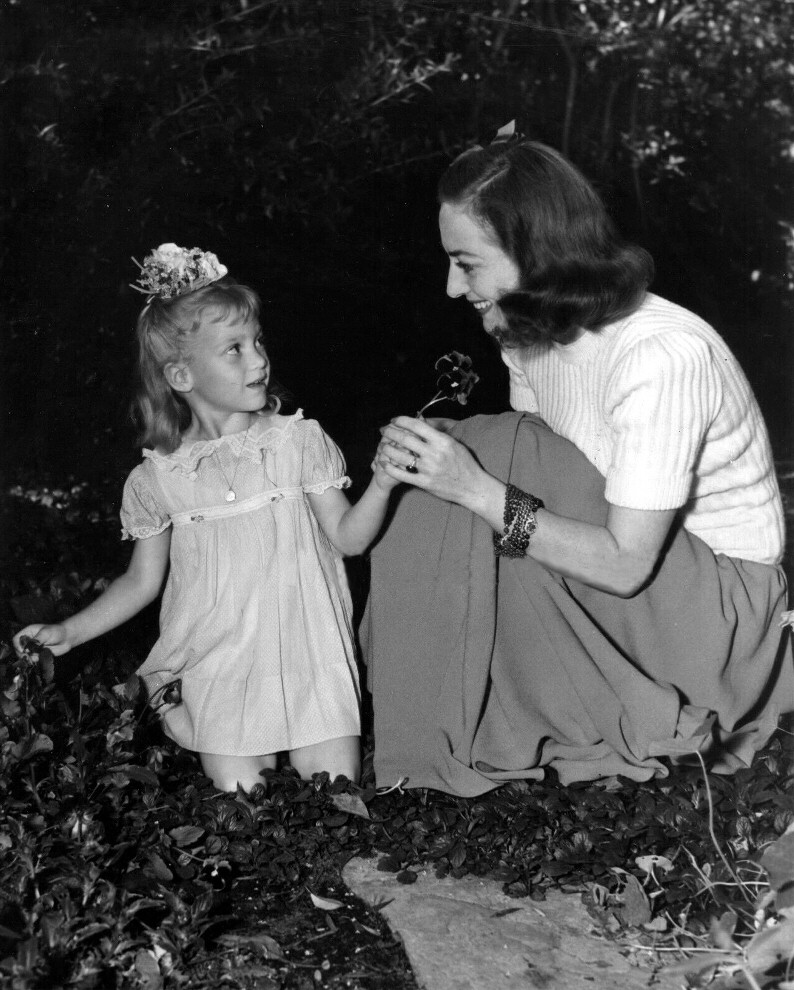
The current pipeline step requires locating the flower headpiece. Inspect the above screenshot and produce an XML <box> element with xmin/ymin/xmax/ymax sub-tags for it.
<box><xmin>130</xmin><ymin>243</ymin><xmax>228</xmax><ymax>301</ymax></box>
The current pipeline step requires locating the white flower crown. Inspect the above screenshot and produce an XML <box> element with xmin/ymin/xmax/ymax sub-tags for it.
<box><xmin>130</xmin><ymin>243</ymin><xmax>228</xmax><ymax>301</ymax></box>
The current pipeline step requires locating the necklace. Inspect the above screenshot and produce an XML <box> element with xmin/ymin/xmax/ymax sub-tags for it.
<box><xmin>214</xmin><ymin>423</ymin><xmax>252</xmax><ymax>502</ymax></box>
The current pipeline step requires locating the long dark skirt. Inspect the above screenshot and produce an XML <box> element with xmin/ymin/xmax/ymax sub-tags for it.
<box><xmin>361</xmin><ymin>413</ymin><xmax>793</xmax><ymax>794</ymax></box>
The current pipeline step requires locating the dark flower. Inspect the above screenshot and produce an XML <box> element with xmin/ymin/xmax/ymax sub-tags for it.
<box><xmin>417</xmin><ymin>351</ymin><xmax>479</xmax><ymax>417</ymax></box>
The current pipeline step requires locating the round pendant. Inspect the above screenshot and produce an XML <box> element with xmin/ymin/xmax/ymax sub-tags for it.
<box><xmin>225</xmin><ymin>490</ymin><xmax>236</xmax><ymax>503</ymax></box>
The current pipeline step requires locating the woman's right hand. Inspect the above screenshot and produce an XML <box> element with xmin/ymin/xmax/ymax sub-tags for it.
<box><xmin>379</xmin><ymin>416</ymin><xmax>501</xmax><ymax>513</ymax></box>
<box><xmin>13</xmin><ymin>623</ymin><xmax>72</xmax><ymax>657</ymax></box>
<box><xmin>422</xmin><ymin>417</ymin><xmax>457</xmax><ymax>433</ymax></box>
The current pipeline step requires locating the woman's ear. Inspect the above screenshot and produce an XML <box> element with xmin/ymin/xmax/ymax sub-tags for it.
<box><xmin>164</xmin><ymin>361</ymin><xmax>192</xmax><ymax>393</ymax></box>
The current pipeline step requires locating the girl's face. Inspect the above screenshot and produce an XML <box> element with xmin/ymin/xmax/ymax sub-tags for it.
<box><xmin>179</xmin><ymin>312</ymin><xmax>270</xmax><ymax>419</ymax></box>
<box><xmin>439</xmin><ymin>201</ymin><xmax>522</xmax><ymax>336</ymax></box>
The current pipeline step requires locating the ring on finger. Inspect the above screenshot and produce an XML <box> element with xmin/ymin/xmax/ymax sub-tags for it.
<box><xmin>406</xmin><ymin>454</ymin><xmax>418</xmax><ymax>474</ymax></box>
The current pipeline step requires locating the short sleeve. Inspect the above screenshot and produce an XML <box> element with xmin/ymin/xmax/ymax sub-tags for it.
<box><xmin>500</xmin><ymin>348</ymin><xmax>539</xmax><ymax>412</ymax></box>
<box><xmin>120</xmin><ymin>463</ymin><xmax>172</xmax><ymax>540</ymax></box>
<box><xmin>298</xmin><ymin>419</ymin><xmax>352</xmax><ymax>495</ymax></box>
<box><xmin>604</xmin><ymin>332</ymin><xmax>721</xmax><ymax>509</ymax></box>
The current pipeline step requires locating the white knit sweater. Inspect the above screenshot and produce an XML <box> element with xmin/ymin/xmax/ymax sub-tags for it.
<box><xmin>501</xmin><ymin>293</ymin><xmax>784</xmax><ymax>564</ymax></box>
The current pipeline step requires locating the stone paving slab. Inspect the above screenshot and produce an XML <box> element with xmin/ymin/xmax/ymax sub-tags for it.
<box><xmin>343</xmin><ymin>857</ymin><xmax>685</xmax><ymax>990</ymax></box>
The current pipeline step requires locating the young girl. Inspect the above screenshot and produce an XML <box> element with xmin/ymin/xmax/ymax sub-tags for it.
<box><xmin>13</xmin><ymin>243</ymin><xmax>399</xmax><ymax>792</ymax></box>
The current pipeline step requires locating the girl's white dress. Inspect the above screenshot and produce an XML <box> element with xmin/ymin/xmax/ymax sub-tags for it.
<box><xmin>120</xmin><ymin>410</ymin><xmax>361</xmax><ymax>755</ymax></box>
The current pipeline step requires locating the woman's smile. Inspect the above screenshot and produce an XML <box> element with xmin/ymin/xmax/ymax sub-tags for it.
<box><xmin>438</xmin><ymin>201</ymin><xmax>521</xmax><ymax>332</ymax></box>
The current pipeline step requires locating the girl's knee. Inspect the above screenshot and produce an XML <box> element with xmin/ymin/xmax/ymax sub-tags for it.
<box><xmin>199</xmin><ymin>752</ymin><xmax>276</xmax><ymax>792</ymax></box>
<box><xmin>289</xmin><ymin>735</ymin><xmax>360</xmax><ymax>783</ymax></box>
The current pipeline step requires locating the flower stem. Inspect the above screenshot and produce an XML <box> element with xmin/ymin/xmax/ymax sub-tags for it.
<box><xmin>416</xmin><ymin>392</ymin><xmax>445</xmax><ymax>418</ymax></box>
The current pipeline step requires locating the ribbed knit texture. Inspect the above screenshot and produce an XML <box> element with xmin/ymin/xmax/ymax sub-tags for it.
<box><xmin>502</xmin><ymin>293</ymin><xmax>784</xmax><ymax>564</ymax></box>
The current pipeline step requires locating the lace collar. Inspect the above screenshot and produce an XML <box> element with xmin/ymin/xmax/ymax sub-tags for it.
<box><xmin>142</xmin><ymin>410</ymin><xmax>304</xmax><ymax>479</ymax></box>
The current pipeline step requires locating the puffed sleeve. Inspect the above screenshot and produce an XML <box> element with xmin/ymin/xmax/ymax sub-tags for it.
<box><xmin>298</xmin><ymin>419</ymin><xmax>352</xmax><ymax>495</ymax></box>
<box><xmin>604</xmin><ymin>332</ymin><xmax>722</xmax><ymax>510</ymax></box>
<box><xmin>119</xmin><ymin>462</ymin><xmax>172</xmax><ymax>540</ymax></box>
<box><xmin>500</xmin><ymin>347</ymin><xmax>539</xmax><ymax>412</ymax></box>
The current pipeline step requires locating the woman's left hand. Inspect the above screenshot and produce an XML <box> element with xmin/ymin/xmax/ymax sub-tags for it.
<box><xmin>378</xmin><ymin>416</ymin><xmax>492</xmax><ymax>508</ymax></box>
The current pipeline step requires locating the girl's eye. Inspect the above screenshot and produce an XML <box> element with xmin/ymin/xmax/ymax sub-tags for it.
<box><xmin>456</xmin><ymin>261</ymin><xmax>474</xmax><ymax>274</ymax></box>
<box><xmin>227</xmin><ymin>344</ymin><xmax>240</xmax><ymax>354</ymax></box>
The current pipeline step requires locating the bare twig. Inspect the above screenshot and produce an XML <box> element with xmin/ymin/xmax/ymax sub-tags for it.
<box><xmin>695</xmin><ymin>752</ymin><xmax>754</xmax><ymax>904</ymax></box>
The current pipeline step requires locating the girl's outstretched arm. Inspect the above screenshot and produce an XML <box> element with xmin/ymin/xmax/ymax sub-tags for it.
<box><xmin>308</xmin><ymin>467</ymin><xmax>398</xmax><ymax>557</ymax></box>
<box><xmin>13</xmin><ymin>529</ymin><xmax>171</xmax><ymax>656</ymax></box>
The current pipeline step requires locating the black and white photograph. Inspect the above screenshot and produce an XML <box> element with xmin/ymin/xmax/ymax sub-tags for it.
<box><xmin>2</xmin><ymin>2</ymin><xmax>793</xmax><ymax>987</ymax></box>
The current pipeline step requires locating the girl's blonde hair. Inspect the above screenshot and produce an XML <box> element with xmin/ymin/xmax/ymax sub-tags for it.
<box><xmin>132</xmin><ymin>277</ymin><xmax>279</xmax><ymax>452</ymax></box>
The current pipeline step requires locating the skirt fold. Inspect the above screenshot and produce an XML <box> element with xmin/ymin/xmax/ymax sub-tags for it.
<box><xmin>362</xmin><ymin>413</ymin><xmax>793</xmax><ymax>794</ymax></box>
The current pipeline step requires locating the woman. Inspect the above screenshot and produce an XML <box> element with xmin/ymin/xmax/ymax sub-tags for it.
<box><xmin>364</xmin><ymin>133</ymin><xmax>793</xmax><ymax>794</ymax></box>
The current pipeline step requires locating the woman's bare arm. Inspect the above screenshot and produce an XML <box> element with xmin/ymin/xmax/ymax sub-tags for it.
<box><xmin>377</xmin><ymin>417</ymin><xmax>676</xmax><ymax>597</ymax></box>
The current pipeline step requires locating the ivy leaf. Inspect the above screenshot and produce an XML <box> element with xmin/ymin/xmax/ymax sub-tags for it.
<box><xmin>115</xmin><ymin>674</ymin><xmax>146</xmax><ymax>703</ymax></box>
<box><xmin>613</xmin><ymin>874</ymin><xmax>651</xmax><ymax>927</ymax></box>
<box><xmin>322</xmin><ymin>813</ymin><xmax>349</xmax><ymax>827</ymax></box>
<box><xmin>119</xmin><ymin>765</ymin><xmax>161</xmax><ymax>788</ymax></box>
<box><xmin>169</xmin><ymin>825</ymin><xmax>205</xmax><ymax>846</ymax></box>
<box><xmin>540</xmin><ymin>860</ymin><xmax>571</xmax><ymax>877</ymax></box>
<box><xmin>309</xmin><ymin>891</ymin><xmax>344</xmax><ymax>910</ymax></box>
<box><xmin>745</xmin><ymin>917</ymin><xmax>794</xmax><ymax>973</ymax></box>
<box><xmin>134</xmin><ymin>948</ymin><xmax>163</xmax><ymax>990</ymax></box>
<box><xmin>449</xmin><ymin>844</ymin><xmax>466</xmax><ymax>869</ymax></box>
<box><xmin>11</xmin><ymin>732</ymin><xmax>53</xmax><ymax>762</ymax></box>
<box><xmin>218</xmin><ymin>932</ymin><xmax>285</xmax><ymax>959</ymax></box>
<box><xmin>329</xmin><ymin>793</ymin><xmax>370</xmax><ymax>819</ymax></box>
<box><xmin>758</xmin><ymin>832</ymin><xmax>794</xmax><ymax>891</ymax></box>
<box><xmin>72</xmin><ymin>922</ymin><xmax>112</xmax><ymax>945</ymax></box>
<box><xmin>126</xmin><ymin>897</ymin><xmax>170</xmax><ymax>916</ymax></box>
<box><xmin>147</xmin><ymin>852</ymin><xmax>174</xmax><ymax>881</ymax></box>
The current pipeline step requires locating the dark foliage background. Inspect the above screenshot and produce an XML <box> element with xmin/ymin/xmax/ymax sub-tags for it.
<box><xmin>2</xmin><ymin>5</ymin><xmax>794</xmax><ymax>987</ymax></box>
<box><xmin>2</xmin><ymin>0</ymin><xmax>793</xmax><ymax>505</ymax></box>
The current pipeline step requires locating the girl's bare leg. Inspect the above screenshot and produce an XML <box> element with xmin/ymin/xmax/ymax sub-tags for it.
<box><xmin>199</xmin><ymin>752</ymin><xmax>277</xmax><ymax>792</ymax></box>
<box><xmin>289</xmin><ymin>735</ymin><xmax>360</xmax><ymax>783</ymax></box>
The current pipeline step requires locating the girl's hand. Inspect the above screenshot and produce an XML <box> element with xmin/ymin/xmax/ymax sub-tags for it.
<box><xmin>371</xmin><ymin>439</ymin><xmax>403</xmax><ymax>493</ymax></box>
<box><xmin>378</xmin><ymin>416</ymin><xmax>490</xmax><ymax>508</ymax></box>
<box><xmin>13</xmin><ymin>623</ymin><xmax>72</xmax><ymax>657</ymax></box>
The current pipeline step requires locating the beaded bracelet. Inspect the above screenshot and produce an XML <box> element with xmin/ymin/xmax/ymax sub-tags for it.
<box><xmin>493</xmin><ymin>483</ymin><xmax>544</xmax><ymax>558</ymax></box>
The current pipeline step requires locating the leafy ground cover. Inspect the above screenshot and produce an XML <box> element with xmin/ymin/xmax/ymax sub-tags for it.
<box><xmin>2</xmin><ymin>481</ymin><xmax>794</xmax><ymax>990</ymax></box>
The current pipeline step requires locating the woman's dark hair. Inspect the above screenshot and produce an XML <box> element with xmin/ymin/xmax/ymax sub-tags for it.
<box><xmin>437</xmin><ymin>140</ymin><xmax>654</xmax><ymax>346</ymax></box>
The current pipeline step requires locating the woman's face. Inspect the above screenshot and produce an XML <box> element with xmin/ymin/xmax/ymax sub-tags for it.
<box><xmin>439</xmin><ymin>201</ymin><xmax>521</xmax><ymax>336</ymax></box>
